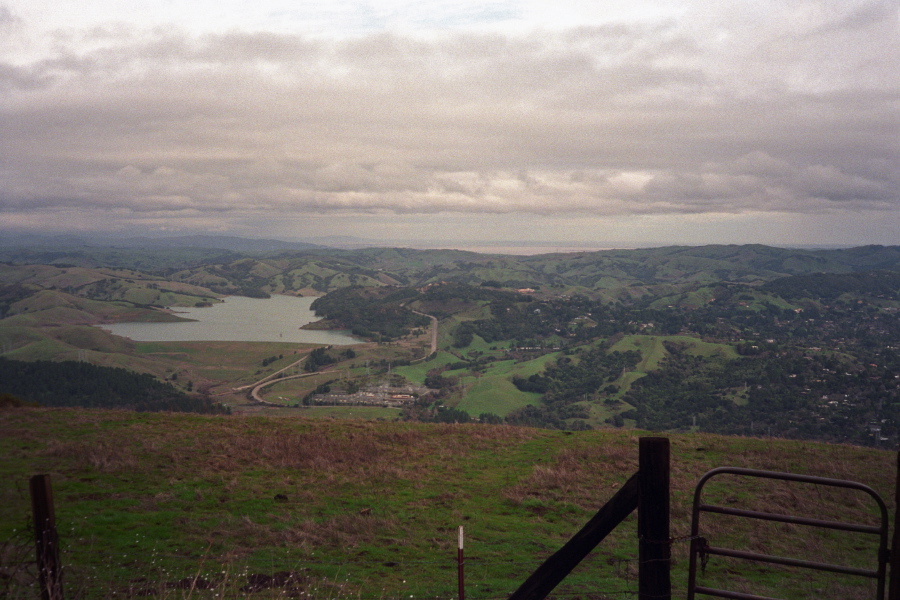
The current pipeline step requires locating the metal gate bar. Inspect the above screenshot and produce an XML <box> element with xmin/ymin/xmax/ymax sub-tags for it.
<box><xmin>698</xmin><ymin>543</ymin><xmax>879</xmax><ymax>578</ymax></box>
<box><xmin>697</xmin><ymin>504</ymin><xmax>883</xmax><ymax>535</ymax></box>
<box><xmin>690</xmin><ymin>586</ymin><xmax>782</xmax><ymax>600</ymax></box>
<box><xmin>686</xmin><ymin>467</ymin><xmax>889</xmax><ymax>600</ymax></box>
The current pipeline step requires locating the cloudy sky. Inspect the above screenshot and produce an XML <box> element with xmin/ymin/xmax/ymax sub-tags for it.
<box><xmin>0</xmin><ymin>0</ymin><xmax>897</xmax><ymax>249</ymax></box>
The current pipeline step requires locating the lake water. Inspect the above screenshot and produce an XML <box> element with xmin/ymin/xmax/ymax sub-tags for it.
<box><xmin>99</xmin><ymin>295</ymin><xmax>361</xmax><ymax>345</ymax></box>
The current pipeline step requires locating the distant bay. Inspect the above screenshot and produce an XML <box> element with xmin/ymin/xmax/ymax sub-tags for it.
<box><xmin>99</xmin><ymin>295</ymin><xmax>360</xmax><ymax>345</ymax></box>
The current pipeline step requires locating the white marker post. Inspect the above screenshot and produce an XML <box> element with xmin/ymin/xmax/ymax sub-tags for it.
<box><xmin>458</xmin><ymin>525</ymin><xmax>465</xmax><ymax>600</ymax></box>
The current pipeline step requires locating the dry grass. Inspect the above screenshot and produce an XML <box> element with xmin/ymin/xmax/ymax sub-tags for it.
<box><xmin>502</xmin><ymin>434</ymin><xmax>640</xmax><ymax>508</ymax></box>
<box><xmin>44</xmin><ymin>439</ymin><xmax>138</xmax><ymax>473</ymax></box>
<box><xmin>287</xmin><ymin>513</ymin><xmax>402</xmax><ymax>549</ymax></box>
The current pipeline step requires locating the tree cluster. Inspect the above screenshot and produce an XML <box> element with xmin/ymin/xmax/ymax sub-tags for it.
<box><xmin>0</xmin><ymin>357</ymin><xmax>228</xmax><ymax>414</ymax></box>
<box><xmin>310</xmin><ymin>286</ymin><xmax>429</xmax><ymax>341</ymax></box>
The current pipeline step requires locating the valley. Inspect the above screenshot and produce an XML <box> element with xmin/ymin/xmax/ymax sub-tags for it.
<box><xmin>1</xmin><ymin>242</ymin><xmax>899</xmax><ymax>445</ymax></box>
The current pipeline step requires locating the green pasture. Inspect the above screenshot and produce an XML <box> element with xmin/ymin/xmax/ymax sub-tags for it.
<box><xmin>610</xmin><ymin>335</ymin><xmax>666</xmax><ymax>372</ymax></box>
<box><xmin>392</xmin><ymin>350</ymin><xmax>460</xmax><ymax>382</ymax></box>
<box><xmin>611</xmin><ymin>334</ymin><xmax>736</xmax><ymax>372</ymax></box>
<box><xmin>463</xmin><ymin>333</ymin><xmax>497</xmax><ymax>354</ymax></box>
<box><xmin>455</xmin><ymin>372</ymin><xmax>542</xmax><ymax>417</ymax></box>
<box><xmin>453</xmin><ymin>354</ymin><xmax>559</xmax><ymax>417</ymax></box>
<box><xmin>0</xmin><ymin>409</ymin><xmax>891</xmax><ymax>600</ymax></box>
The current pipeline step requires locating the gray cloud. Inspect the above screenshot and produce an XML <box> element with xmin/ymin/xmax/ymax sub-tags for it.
<box><xmin>0</xmin><ymin>1</ymin><xmax>897</xmax><ymax>243</ymax></box>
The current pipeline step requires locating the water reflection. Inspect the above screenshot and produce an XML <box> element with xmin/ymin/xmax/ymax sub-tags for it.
<box><xmin>99</xmin><ymin>295</ymin><xmax>360</xmax><ymax>344</ymax></box>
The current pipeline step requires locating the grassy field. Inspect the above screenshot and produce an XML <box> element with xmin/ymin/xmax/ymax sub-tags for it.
<box><xmin>392</xmin><ymin>351</ymin><xmax>461</xmax><ymax>383</ymax></box>
<box><xmin>292</xmin><ymin>405</ymin><xmax>402</xmax><ymax>419</ymax></box>
<box><xmin>454</xmin><ymin>356</ymin><xmax>556</xmax><ymax>416</ymax></box>
<box><xmin>1</xmin><ymin>408</ymin><xmax>894</xmax><ymax>600</ymax></box>
<box><xmin>393</xmin><ymin>347</ymin><xmax>561</xmax><ymax>418</ymax></box>
<box><xmin>455</xmin><ymin>371</ymin><xmax>542</xmax><ymax>416</ymax></box>
<box><xmin>610</xmin><ymin>335</ymin><xmax>669</xmax><ymax>373</ymax></box>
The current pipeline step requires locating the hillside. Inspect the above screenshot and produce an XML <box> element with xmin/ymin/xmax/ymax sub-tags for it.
<box><xmin>3</xmin><ymin>243</ymin><xmax>900</xmax><ymax>297</ymax></box>
<box><xmin>0</xmin><ymin>357</ymin><xmax>228</xmax><ymax>413</ymax></box>
<box><xmin>0</xmin><ymin>409</ymin><xmax>893</xmax><ymax>599</ymax></box>
<box><xmin>1</xmin><ymin>243</ymin><xmax>898</xmax><ymax>446</ymax></box>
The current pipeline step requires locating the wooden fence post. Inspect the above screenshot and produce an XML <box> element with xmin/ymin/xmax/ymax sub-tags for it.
<box><xmin>638</xmin><ymin>437</ymin><xmax>671</xmax><ymax>600</ymax></box>
<box><xmin>30</xmin><ymin>474</ymin><xmax>64</xmax><ymax>600</ymax></box>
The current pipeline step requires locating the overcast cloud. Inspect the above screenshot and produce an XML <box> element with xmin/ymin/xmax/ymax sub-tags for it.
<box><xmin>0</xmin><ymin>0</ymin><xmax>897</xmax><ymax>247</ymax></box>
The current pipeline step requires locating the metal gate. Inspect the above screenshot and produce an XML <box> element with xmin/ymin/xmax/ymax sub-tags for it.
<box><xmin>686</xmin><ymin>467</ymin><xmax>890</xmax><ymax>600</ymax></box>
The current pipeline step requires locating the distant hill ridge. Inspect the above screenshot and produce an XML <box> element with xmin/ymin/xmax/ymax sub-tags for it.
<box><xmin>1</xmin><ymin>240</ymin><xmax>899</xmax><ymax>295</ymax></box>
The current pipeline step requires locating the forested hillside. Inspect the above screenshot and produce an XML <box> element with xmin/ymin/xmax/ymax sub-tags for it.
<box><xmin>0</xmin><ymin>358</ymin><xmax>229</xmax><ymax>413</ymax></box>
<box><xmin>310</xmin><ymin>271</ymin><xmax>900</xmax><ymax>445</ymax></box>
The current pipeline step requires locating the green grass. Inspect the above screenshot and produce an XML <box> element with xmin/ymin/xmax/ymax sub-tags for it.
<box><xmin>1</xmin><ymin>409</ymin><xmax>891</xmax><ymax>600</ymax></box>
<box><xmin>513</xmin><ymin>351</ymin><xmax>562</xmax><ymax>376</ymax></box>
<box><xmin>413</xmin><ymin>351</ymin><xmax>561</xmax><ymax>417</ymax></box>
<box><xmin>456</xmin><ymin>371</ymin><xmax>541</xmax><ymax>416</ymax></box>
<box><xmin>392</xmin><ymin>351</ymin><xmax>461</xmax><ymax>383</ymax></box>
<box><xmin>605</xmin><ymin>335</ymin><xmax>738</xmax><ymax>397</ymax></box>
<box><xmin>610</xmin><ymin>335</ymin><xmax>669</xmax><ymax>372</ymax></box>
<box><xmin>394</xmin><ymin>346</ymin><xmax>561</xmax><ymax>418</ymax></box>
<box><xmin>1</xmin><ymin>336</ymin><xmax>77</xmax><ymax>361</ymax></box>
<box><xmin>453</xmin><ymin>354</ymin><xmax>561</xmax><ymax>417</ymax></box>
<box><xmin>460</xmin><ymin>333</ymin><xmax>496</xmax><ymax>354</ymax></box>
<box><xmin>666</xmin><ymin>335</ymin><xmax>738</xmax><ymax>359</ymax></box>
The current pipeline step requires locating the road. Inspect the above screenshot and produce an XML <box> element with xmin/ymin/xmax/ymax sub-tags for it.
<box><xmin>235</xmin><ymin>308</ymin><xmax>438</xmax><ymax>404</ymax></box>
<box><xmin>411</xmin><ymin>310</ymin><xmax>438</xmax><ymax>356</ymax></box>
<box><xmin>231</xmin><ymin>351</ymin><xmax>311</xmax><ymax>392</ymax></box>
<box><xmin>223</xmin><ymin>350</ymin><xmax>329</xmax><ymax>405</ymax></box>
<box><xmin>248</xmin><ymin>369</ymin><xmax>335</xmax><ymax>405</ymax></box>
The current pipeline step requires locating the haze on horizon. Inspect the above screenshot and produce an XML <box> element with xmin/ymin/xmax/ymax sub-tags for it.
<box><xmin>0</xmin><ymin>0</ymin><xmax>897</xmax><ymax>248</ymax></box>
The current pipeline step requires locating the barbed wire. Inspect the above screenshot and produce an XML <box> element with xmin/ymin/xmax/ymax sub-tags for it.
<box><xmin>8</xmin><ymin>525</ymin><xmax>872</xmax><ymax>599</ymax></box>
<box><xmin>2</xmin><ymin>538</ymin><xmax>648</xmax><ymax>600</ymax></box>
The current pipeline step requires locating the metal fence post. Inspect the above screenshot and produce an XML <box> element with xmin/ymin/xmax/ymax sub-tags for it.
<box><xmin>458</xmin><ymin>526</ymin><xmax>465</xmax><ymax>600</ymax></box>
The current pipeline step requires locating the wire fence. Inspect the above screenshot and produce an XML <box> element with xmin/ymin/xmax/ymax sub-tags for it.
<box><xmin>12</xmin><ymin>525</ymin><xmax>868</xmax><ymax>600</ymax></box>
<box><xmin>3</xmin><ymin>515</ymin><xmax>886</xmax><ymax>599</ymax></box>
<box><xmin>2</xmin><ymin>522</ymin><xmax>662</xmax><ymax>600</ymax></box>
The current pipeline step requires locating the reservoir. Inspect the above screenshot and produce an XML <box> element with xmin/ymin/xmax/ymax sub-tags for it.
<box><xmin>99</xmin><ymin>295</ymin><xmax>360</xmax><ymax>345</ymax></box>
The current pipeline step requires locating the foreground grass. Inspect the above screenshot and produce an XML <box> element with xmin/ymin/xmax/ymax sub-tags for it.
<box><xmin>0</xmin><ymin>408</ymin><xmax>894</xmax><ymax>599</ymax></box>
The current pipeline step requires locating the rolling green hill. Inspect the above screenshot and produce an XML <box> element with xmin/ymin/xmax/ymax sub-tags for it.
<box><xmin>4</xmin><ymin>243</ymin><xmax>900</xmax><ymax>298</ymax></box>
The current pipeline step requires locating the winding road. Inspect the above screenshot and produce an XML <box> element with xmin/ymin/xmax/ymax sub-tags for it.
<box><xmin>248</xmin><ymin>369</ymin><xmax>335</xmax><ymax>405</ymax></box>
<box><xmin>232</xmin><ymin>352</ymin><xmax>311</xmax><ymax>393</ymax></box>
<box><xmin>237</xmin><ymin>309</ymin><xmax>438</xmax><ymax>405</ymax></box>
